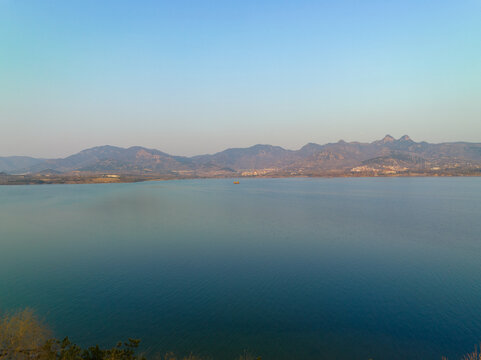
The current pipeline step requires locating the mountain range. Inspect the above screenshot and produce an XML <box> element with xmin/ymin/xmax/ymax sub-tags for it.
<box><xmin>2</xmin><ymin>135</ymin><xmax>481</xmax><ymax>177</ymax></box>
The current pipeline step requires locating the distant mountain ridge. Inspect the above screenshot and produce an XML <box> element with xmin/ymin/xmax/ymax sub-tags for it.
<box><xmin>0</xmin><ymin>156</ymin><xmax>45</xmax><ymax>173</ymax></box>
<box><xmin>2</xmin><ymin>135</ymin><xmax>481</xmax><ymax>176</ymax></box>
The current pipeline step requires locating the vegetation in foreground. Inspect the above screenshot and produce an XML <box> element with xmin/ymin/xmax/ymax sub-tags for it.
<box><xmin>0</xmin><ymin>309</ymin><xmax>261</xmax><ymax>360</ymax></box>
<box><xmin>0</xmin><ymin>309</ymin><xmax>145</xmax><ymax>360</ymax></box>
<box><xmin>1</xmin><ymin>308</ymin><xmax>479</xmax><ymax>360</ymax></box>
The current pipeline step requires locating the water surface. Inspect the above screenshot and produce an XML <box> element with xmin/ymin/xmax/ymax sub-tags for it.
<box><xmin>1</xmin><ymin>178</ymin><xmax>481</xmax><ymax>359</ymax></box>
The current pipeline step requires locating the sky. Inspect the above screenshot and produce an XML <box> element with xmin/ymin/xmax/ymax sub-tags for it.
<box><xmin>1</xmin><ymin>0</ymin><xmax>480</xmax><ymax>158</ymax></box>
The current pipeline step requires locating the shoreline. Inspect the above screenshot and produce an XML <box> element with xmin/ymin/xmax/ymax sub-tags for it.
<box><xmin>1</xmin><ymin>171</ymin><xmax>481</xmax><ymax>185</ymax></box>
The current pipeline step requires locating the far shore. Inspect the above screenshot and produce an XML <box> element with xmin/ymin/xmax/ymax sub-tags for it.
<box><xmin>1</xmin><ymin>170</ymin><xmax>481</xmax><ymax>185</ymax></box>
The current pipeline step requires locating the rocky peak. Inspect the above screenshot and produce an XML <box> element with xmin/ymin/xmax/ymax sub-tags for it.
<box><xmin>399</xmin><ymin>135</ymin><xmax>413</xmax><ymax>142</ymax></box>
<box><xmin>374</xmin><ymin>135</ymin><xmax>396</xmax><ymax>144</ymax></box>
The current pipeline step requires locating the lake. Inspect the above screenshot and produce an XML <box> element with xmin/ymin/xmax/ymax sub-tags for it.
<box><xmin>1</xmin><ymin>178</ymin><xmax>481</xmax><ymax>359</ymax></box>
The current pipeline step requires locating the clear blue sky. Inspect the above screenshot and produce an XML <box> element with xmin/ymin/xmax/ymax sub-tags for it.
<box><xmin>1</xmin><ymin>0</ymin><xmax>480</xmax><ymax>157</ymax></box>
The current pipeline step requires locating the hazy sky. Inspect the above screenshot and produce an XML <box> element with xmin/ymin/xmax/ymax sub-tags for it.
<box><xmin>1</xmin><ymin>0</ymin><xmax>480</xmax><ymax>158</ymax></box>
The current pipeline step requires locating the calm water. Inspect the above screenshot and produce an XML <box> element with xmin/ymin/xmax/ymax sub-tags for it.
<box><xmin>1</xmin><ymin>178</ymin><xmax>481</xmax><ymax>359</ymax></box>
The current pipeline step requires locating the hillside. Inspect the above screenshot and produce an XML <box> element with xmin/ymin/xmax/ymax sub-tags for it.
<box><xmin>0</xmin><ymin>156</ymin><xmax>45</xmax><ymax>173</ymax></box>
<box><xmin>2</xmin><ymin>135</ymin><xmax>481</xmax><ymax>177</ymax></box>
